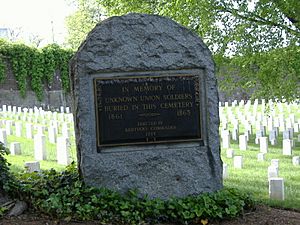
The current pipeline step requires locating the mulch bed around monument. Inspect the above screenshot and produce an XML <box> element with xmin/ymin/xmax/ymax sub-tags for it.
<box><xmin>1</xmin><ymin>205</ymin><xmax>300</xmax><ymax>225</ymax></box>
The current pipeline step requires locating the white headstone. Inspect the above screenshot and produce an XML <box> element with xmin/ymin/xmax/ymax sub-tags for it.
<box><xmin>61</xmin><ymin>123</ymin><xmax>70</xmax><ymax>138</ymax></box>
<box><xmin>52</xmin><ymin>112</ymin><xmax>58</xmax><ymax>120</ymax></box>
<box><xmin>269</xmin><ymin>178</ymin><xmax>284</xmax><ymax>200</ymax></box>
<box><xmin>257</xmin><ymin>153</ymin><xmax>265</xmax><ymax>161</ymax></box>
<box><xmin>268</xmin><ymin>165</ymin><xmax>278</xmax><ymax>179</ymax></box>
<box><xmin>34</xmin><ymin>135</ymin><xmax>47</xmax><ymax>160</ymax></box>
<box><xmin>282</xmin><ymin>139</ymin><xmax>292</xmax><ymax>156</ymax></box>
<box><xmin>58</xmin><ymin>113</ymin><xmax>64</xmax><ymax>121</ymax></box>
<box><xmin>239</xmin><ymin>135</ymin><xmax>247</xmax><ymax>150</ymax></box>
<box><xmin>5</xmin><ymin>120</ymin><xmax>12</xmax><ymax>135</ymax></box>
<box><xmin>0</xmin><ymin>129</ymin><xmax>7</xmax><ymax>146</ymax></box>
<box><xmin>36</xmin><ymin>125</ymin><xmax>45</xmax><ymax>135</ymax></box>
<box><xmin>48</xmin><ymin>126</ymin><xmax>57</xmax><ymax>143</ymax></box>
<box><xmin>51</xmin><ymin>120</ymin><xmax>59</xmax><ymax>134</ymax></box>
<box><xmin>271</xmin><ymin>159</ymin><xmax>279</xmax><ymax>170</ymax></box>
<box><xmin>2</xmin><ymin>105</ymin><xmax>7</xmax><ymax>112</ymax></box>
<box><xmin>233</xmin><ymin>156</ymin><xmax>243</xmax><ymax>169</ymax></box>
<box><xmin>24</xmin><ymin>161</ymin><xmax>40</xmax><ymax>172</ymax></box>
<box><xmin>255</xmin><ymin>130</ymin><xmax>264</xmax><ymax>144</ymax></box>
<box><xmin>282</xmin><ymin>130</ymin><xmax>291</xmax><ymax>140</ymax></box>
<box><xmin>10</xmin><ymin>142</ymin><xmax>21</xmax><ymax>155</ymax></box>
<box><xmin>267</xmin><ymin>117</ymin><xmax>274</xmax><ymax>132</ymax></box>
<box><xmin>21</xmin><ymin>115</ymin><xmax>27</xmax><ymax>121</ymax></box>
<box><xmin>269</xmin><ymin>130</ymin><xmax>277</xmax><ymax>145</ymax></box>
<box><xmin>56</xmin><ymin>136</ymin><xmax>71</xmax><ymax>165</ymax></box>
<box><xmin>66</xmin><ymin>114</ymin><xmax>74</xmax><ymax>123</ymax></box>
<box><xmin>66</xmin><ymin>107</ymin><xmax>70</xmax><ymax>114</ymax></box>
<box><xmin>231</xmin><ymin>128</ymin><xmax>238</xmax><ymax>141</ymax></box>
<box><xmin>292</xmin><ymin>156</ymin><xmax>300</xmax><ymax>166</ymax></box>
<box><xmin>221</xmin><ymin>130</ymin><xmax>230</xmax><ymax>149</ymax></box>
<box><xmin>226</xmin><ymin>149</ymin><xmax>234</xmax><ymax>158</ymax></box>
<box><xmin>260</xmin><ymin>137</ymin><xmax>268</xmax><ymax>153</ymax></box>
<box><xmin>279</xmin><ymin>119</ymin><xmax>285</xmax><ymax>132</ymax></box>
<box><xmin>15</xmin><ymin>121</ymin><xmax>22</xmax><ymax>137</ymax></box>
<box><xmin>223</xmin><ymin>163</ymin><xmax>228</xmax><ymax>179</ymax></box>
<box><xmin>25</xmin><ymin>123</ymin><xmax>33</xmax><ymax>139</ymax></box>
<box><xmin>245</xmin><ymin>123</ymin><xmax>252</xmax><ymax>135</ymax></box>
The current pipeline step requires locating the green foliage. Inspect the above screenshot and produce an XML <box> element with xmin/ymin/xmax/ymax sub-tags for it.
<box><xmin>0</xmin><ymin>142</ymin><xmax>14</xmax><ymax>193</ymax></box>
<box><xmin>0</xmin><ymin>56</ymin><xmax>5</xmax><ymax>83</ymax></box>
<box><xmin>0</xmin><ymin>142</ymin><xmax>10</xmax><ymax>191</ymax></box>
<box><xmin>97</xmin><ymin>0</ymin><xmax>299</xmax><ymax>54</ymax></box>
<box><xmin>0</xmin><ymin>40</ymin><xmax>74</xmax><ymax>100</ymax></box>
<box><xmin>93</xmin><ymin>0</ymin><xmax>300</xmax><ymax>101</ymax></box>
<box><xmin>0</xmin><ymin>207</ymin><xmax>6</xmax><ymax>218</ymax></box>
<box><xmin>216</xmin><ymin>45</ymin><xmax>300</xmax><ymax>102</ymax></box>
<box><xmin>30</xmin><ymin>48</ymin><xmax>45</xmax><ymax>100</ymax></box>
<box><xmin>11</xmin><ymin>163</ymin><xmax>255</xmax><ymax>224</ymax></box>
<box><xmin>65</xmin><ymin>0</ymin><xmax>103</xmax><ymax>49</ymax></box>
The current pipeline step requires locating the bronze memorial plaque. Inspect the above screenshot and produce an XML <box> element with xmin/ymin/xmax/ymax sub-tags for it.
<box><xmin>94</xmin><ymin>74</ymin><xmax>202</xmax><ymax>149</ymax></box>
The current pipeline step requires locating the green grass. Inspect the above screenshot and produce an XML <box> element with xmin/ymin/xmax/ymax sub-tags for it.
<box><xmin>221</xmin><ymin>101</ymin><xmax>300</xmax><ymax>210</ymax></box>
<box><xmin>222</xmin><ymin>142</ymin><xmax>300</xmax><ymax>209</ymax></box>
<box><xmin>1</xmin><ymin>112</ymin><xmax>77</xmax><ymax>172</ymax></box>
<box><xmin>1</xmin><ymin>101</ymin><xmax>300</xmax><ymax>210</ymax></box>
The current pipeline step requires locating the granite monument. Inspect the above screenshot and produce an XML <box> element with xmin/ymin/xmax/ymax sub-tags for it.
<box><xmin>70</xmin><ymin>13</ymin><xmax>222</xmax><ymax>199</ymax></box>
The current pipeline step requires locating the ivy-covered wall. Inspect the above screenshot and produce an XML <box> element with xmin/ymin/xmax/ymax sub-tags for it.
<box><xmin>0</xmin><ymin>39</ymin><xmax>251</xmax><ymax>109</ymax></box>
<box><xmin>0</xmin><ymin>40</ymin><xmax>73</xmax><ymax>101</ymax></box>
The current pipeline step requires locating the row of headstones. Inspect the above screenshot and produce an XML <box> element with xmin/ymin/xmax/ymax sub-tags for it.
<box><xmin>223</xmin><ymin>155</ymin><xmax>299</xmax><ymax>201</ymax></box>
<box><xmin>1</xmin><ymin>105</ymin><xmax>71</xmax><ymax>114</ymax></box>
<box><xmin>224</xmin><ymin>150</ymin><xmax>300</xmax><ymax>168</ymax></box>
<box><xmin>1</xmin><ymin>113</ymin><xmax>74</xmax><ymax>126</ymax></box>
<box><xmin>0</xmin><ymin>105</ymin><xmax>74</xmax><ymax>134</ymax></box>
<box><xmin>221</xmin><ymin>129</ymin><xmax>300</xmax><ymax>156</ymax></box>
<box><xmin>220</xmin><ymin>100</ymin><xmax>299</xmax><ymax>200</ymax></box>
<box><xmin>0</xmin><ymin>108</ymin><xmax>74</xmax><ymax>128</ymax></box>
<box><xmin>219</xmin><ymin>99</ymin><xmax>299</xmax><ymax>129</ymax></box>
<box><xmin>219</xmin><ymin>99</ymin><xmax>298</xmax><ymax>112</ymax></box>
<box><xmin>220</xmin><ymin>107</ymin><xmax>299</xmax><ymax>133</ymax></box>
<box><xmin>6</xmin><ymin>134</ymin><xmax>71</xmax><ymax>166</ymax></box>
<box><xmin>0</xmin><ymin>119</ymin><xmax>74</xmax><ymax>143</ymax></box>
<box><xmin>220</xmin><ymin>114</ymin><xmax>299</xmax><ymax>135</ymax></box>
<box><xmin>0</xmin><ymin>106</ymin><xmax>76</xmax><ymax>166</ymax></box>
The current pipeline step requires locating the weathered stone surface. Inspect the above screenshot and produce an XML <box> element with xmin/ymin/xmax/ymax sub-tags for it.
<box><xmin>8</xmin><ymin>200</ymin><xmax>28</xmax><ymax>217</ymax></box>
<box><xmin>70</xmin><ymin>13</ymin><xmax>222</xmax><ymax>199</ymax></box>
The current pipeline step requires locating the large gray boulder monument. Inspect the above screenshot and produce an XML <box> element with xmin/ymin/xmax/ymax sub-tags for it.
<box><xmin>70</xmin><ymin>13</ymin><xmax>222</xmax><ymax>199</ymax></box>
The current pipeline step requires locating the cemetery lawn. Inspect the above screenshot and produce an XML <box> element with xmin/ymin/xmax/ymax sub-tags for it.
<box><xmin>221</xmin><ymin>139</ymin><xmax>300</xmax><ymax>210</ymax></box>
<box><xmin>2</xmin><ymin>102</ymin><xmax>300</xmax><ymax>224</ymax></box>
<box><xmin>220</xmin><ymin>102</ymin><xmax>300</xmax><ymax>211</ymax></box>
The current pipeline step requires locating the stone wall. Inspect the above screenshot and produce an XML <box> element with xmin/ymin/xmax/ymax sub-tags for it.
<box><xmin>0</xmin><ymin>51</ymin><xmax>249</xmax><ymax>110</ymax></box>
<box><xmin>0</xmin><ymin>59</ymin><xmax>71</xmax><ymax>110</ymax></box>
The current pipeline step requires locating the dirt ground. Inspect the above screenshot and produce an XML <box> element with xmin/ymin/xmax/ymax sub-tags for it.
<box><xmin>1</xmin><ymin>205</ymin><xmax>300</xmax><ymax>225</ymax></box>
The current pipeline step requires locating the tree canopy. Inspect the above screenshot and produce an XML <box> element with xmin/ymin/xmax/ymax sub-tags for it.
<box><xmin>65</xmin><ymin>0</ymin><xmax>103</xmax><ymax>49</ymax></box>
<box><xmin>66</xmin><ymin>0</ymin><xmax>300</xmax><ymax>101</ymax></box>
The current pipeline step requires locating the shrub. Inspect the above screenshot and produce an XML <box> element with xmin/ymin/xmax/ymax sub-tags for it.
<box><xmin>0</xmin><ymin>141</ymin><xmax>15</xmax><ymax>193</ymax></box>
<box><xmin>13</xmin><ymin>163</ymin><xmax>255</xmax><ymax>224</ymax></box>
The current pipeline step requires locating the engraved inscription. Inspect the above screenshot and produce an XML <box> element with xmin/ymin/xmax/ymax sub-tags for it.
<box><xmin>94</xmin><ymin>75</ymin><xmax>202</xmax><ymax>147</ymax></box>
